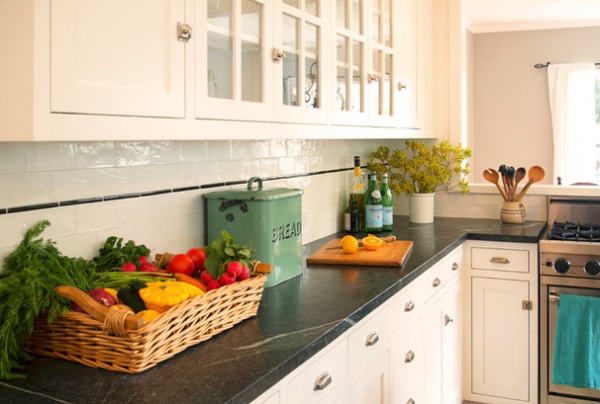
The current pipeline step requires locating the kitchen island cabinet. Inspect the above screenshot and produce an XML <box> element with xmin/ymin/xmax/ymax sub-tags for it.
<box><xmin>0</xmin><ymin>217</ymin><xmax>546</xmax><ymax>404</ymax></box>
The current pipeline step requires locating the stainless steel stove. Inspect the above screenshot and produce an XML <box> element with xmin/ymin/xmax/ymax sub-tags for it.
<box><xmin>540</xmin><ymin>196</ymin><xmax>600</xmax><ymax>404</ymax></box>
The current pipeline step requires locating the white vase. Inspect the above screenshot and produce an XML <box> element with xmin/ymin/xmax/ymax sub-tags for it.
<box><xmin>409</xmin><ymin>193</ymin><xmax>435</xmax><ymax>223</ymax></box>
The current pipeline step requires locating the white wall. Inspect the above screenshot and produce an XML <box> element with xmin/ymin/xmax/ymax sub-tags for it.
<box><xmin>470</xmin><ymin>26</ymin><xmax>600</xmax><ymax>185</ymax></box>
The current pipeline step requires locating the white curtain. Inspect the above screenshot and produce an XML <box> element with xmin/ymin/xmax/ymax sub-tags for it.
<box><xmin>547</xmin><ymin>63</ymin><xmax>597</xmax><ymax>185</ymax></box>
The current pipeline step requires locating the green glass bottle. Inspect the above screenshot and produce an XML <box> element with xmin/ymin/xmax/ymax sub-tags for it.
<box><xmin>364</xmin><ymin>173</ymin><xmax>382</xmax><ymax>233</ymax></box>
<box><xmin>350</xmin><ymin>156</ymin><xmax>366</xmax><ymax>231</ymax></box>
<box><xmin>381</xmin><ymin>173</ymin><xmax>393</xmax><ymax>232</ymax></box>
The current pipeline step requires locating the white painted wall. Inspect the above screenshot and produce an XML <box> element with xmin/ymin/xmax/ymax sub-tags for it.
<box><xmin>469</xmin><ymin>26</ymin><xmax>600</xmax><ymax>184</ymax></box>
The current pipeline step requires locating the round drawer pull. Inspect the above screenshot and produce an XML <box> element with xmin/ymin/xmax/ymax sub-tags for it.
<box><xmin>432</xmin><ymin>277</ymin><xmax>441</xmax><ymax>287</ymax></box>
<box><xmin>452</xmin><ymin>262</ymin><xmax>459</xmax><ymax>271</ymax></box>
<box><xmin>444</xmin><ymin>314</ymin><xmax>454</xmax><ymax>326</ymax></box>
<box><xmin>365</xmin><ymin>331</ymin><xmax>380</xmax><ymax>346</ymax></box>
<box><xmin>405</xmin><ymin>350</ymin><xmax>415</xmax><ymax>363</ymax></box>
<box><xmin>407</xmin><ymin>399</ymin><xmax>416</xmax><ymax>404</ymax></box>
<box><xmin>314</xmin><ymin>371</ymin><xmax>332</xmax><ymax>391</ymax></box>
<box><xmin>404</xmin><ymin>300</ymin><xmax>415</xmax><ymax>312</ymax></box>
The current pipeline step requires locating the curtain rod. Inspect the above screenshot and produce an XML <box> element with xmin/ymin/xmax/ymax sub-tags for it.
<box><xmin>534</xmin><ymin>61</ymin><xmax>600</xmax><ymax>68</ymax></box>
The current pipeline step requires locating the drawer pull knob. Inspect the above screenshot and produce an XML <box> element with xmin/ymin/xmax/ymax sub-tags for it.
<box><xmin>490</xmin><ymin>256</ymin><xmax>510</xmax><ymax>264</ymax></box>
<box><xmin>314</xmin><ymin>372</ymin><xmax>332</xmax><ymax>391</ymax></box>
<box><xmin>404</xmin><ymin>300</ymin><xmax>415</xmax><ymax>312</ymax></box>
<box><xmin>452</xmin><ymin>262</ymin><xmax>459</xmax><ymax>271</ymax></box>
<box><xmin>407</xmin><ymin>399</ymin><xmax>416</xmax><ymax>404</ymax></box>
<box><xmin>405</xmin><ymin>350</ymin><xmax>415</xmax><ymax>363</ymax></box>
<box><xmin>177</xmin><ymin>22</ymin><xmax>192</xmax><ymax>42</ymax></box>
<box><xmin>365</xmin><ymin>331</ymin><xmax>379</xmax><ymax>346</ymax></box>
<box><xmin>444</xmin><ymin>314</ymin><xmax>454</xmax><ymax>326</ymax></box>
<box><xmin>432</xmin><ymin>277</ymin><xmax>441</xmax><ymax>287</ymax></box>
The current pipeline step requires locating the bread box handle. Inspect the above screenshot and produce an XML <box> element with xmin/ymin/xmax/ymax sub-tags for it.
<box><xmin>247</xmin><ymin>177</ymin><xmax>263</xmax><ymax>191</ymax></box>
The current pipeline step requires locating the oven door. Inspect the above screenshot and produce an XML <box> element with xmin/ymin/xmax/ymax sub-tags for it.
<box><xmin>541</xmin><ymin>276</ymin><xmax>600</xmax><ymax>403</ymax></box>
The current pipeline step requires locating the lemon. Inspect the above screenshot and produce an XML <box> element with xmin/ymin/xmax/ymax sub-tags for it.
<box><xmin>341</xmin><ymin>235</ymin><xmax>359</xmax><ymax>254</ymax></box>
<box><xmin>362</xmin><ymin>236</ymin><xmax>384</xmax><ymax>251</ymax></box>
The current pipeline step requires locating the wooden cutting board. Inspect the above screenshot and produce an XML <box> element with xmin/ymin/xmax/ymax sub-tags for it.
<box><xmin>307</xmin><ymin>238</ymin><xmax>414</xmax><ymax>267</ymax></box>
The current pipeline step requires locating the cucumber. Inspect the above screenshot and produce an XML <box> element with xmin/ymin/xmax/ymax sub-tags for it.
<box><xmin>117</xmin><ymin>287</ymin><xmax>147</xmax><ymax>313</ymax></box>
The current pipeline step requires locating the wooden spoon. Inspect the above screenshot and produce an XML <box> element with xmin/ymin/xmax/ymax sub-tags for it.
<box><xmin>513</xmin><ymin>167</ymin><xmax>526</xmax><ymax>201</ymax></box>
<box><xmin>483</xmin><ymin>169</ymin><xmax>508</xmax><ymax>201</ymax></box>
<box><xmin>516</xmin><ymin>165</ymin><xmax>545</xmax><ymax>202</ymax></box>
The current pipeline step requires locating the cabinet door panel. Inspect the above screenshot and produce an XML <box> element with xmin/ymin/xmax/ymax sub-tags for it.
<box><xmin>471</xmin><ymin>277</ymin><xmax>530</xmax><ymax>401</ymax></box>
<box><xmin>50</xmin><ymin>0</ymin><xmax>185</xmax><ymax>118</ymax></box>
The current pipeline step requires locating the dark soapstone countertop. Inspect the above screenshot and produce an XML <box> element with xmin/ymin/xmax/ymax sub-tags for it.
<box><xmin>0</xmin><ymin>216</ymin><xmax>547</xmax><ymax>404</ymax></box>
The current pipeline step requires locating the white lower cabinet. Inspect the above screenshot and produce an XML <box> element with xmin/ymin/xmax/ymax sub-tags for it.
<box><xmin>463</xmin><ymin>241</ymin><xmax>538</xmax><ymax>404</ymax></box>
<box><xmin>390</xmin><ymin>318</ymin><xmax>424</xmax><ymax>404</ymax></box>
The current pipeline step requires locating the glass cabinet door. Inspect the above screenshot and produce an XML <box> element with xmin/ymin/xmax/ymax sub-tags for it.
<box><xmin>197</xmin><ymin>0</ymin><xmax>273</xmax><ymax>121</ymax></box>
<box><xmin>332</xmin><ymin>0</ymin><xmax>398</xmax><ymax>127</ymax></box>
<box><xmin>273</xmin><ymin>0</ymin><xmax>327</xmax><ymax>123</ymax></box>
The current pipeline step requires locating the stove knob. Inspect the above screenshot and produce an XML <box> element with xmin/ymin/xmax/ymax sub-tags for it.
<box><xmin>553</xmin><ymin>258</ymin><xmax>571</xmax><ymax>274</ymax></box>
<box><xmin>584</xmin><ymin>260</ymin><xmax>600</xmax><ymax>276</ymax></box>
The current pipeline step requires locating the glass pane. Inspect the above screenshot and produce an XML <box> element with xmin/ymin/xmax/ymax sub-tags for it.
<box><xmin>383</xmin><ymin>53</ymin><xmax>392</xmax><ymax>116</ymax></box>
<box><xmin>371</xmin><ymin>49</ymin><xmax>381</xmax><ymax>114</ymax></box>
<box><xmin>283</xmin><ymin>0</ymin><xmax>299</xmax><ymax>8</ymax></box>
<box><xmin>207</xmin><ymin>32</ymin><xmax>233</xmax><ymax>99</ymax></box>
<box><xmin>383</xmin><ymin>0</ymin><xmax>392</xmax><ymax>47</ymax></box>
<box><xmin>306</xmin><ymin>0</ymin><xmax>319</xmax><ymax>16</ymax></box>
<box><xmin>371</xmin><ymin>0</ymin><xmax>380</xmax><ymax>43</ymax></box>
<box><xmin>282</xmin><ymin>14</ymin><xmax>299</xmax><ymax>106</ymax></box>
<box><xmin>337</xmin><ymin>0</ymin><xmax>347</xmax><ymax>28</ymax></box>
<box><xmin>351</xmin><ymin>40</ymin><xmax>363</xmax><ymax>112</ymax></box>
<box><xmin>305</xmin><ymin>22</ymin><xmax>319</xmax><ymax>108</ymax></box>
<box><xmin>207</xmin><ymin>0</ymin><xmax>233</xmax><ymax>99</ymax></box>
<box><xmin>241</xmin><ymin>0</ymin><xmax>262</xmax><ymax>102</ymax></box>
<box><xmin>352</xmin><ymin>0</ymin><xmax>362</xmax><ymax>34</ymax></box>
<box><xmin>208</xmin><ymin>0</ymin><xmax>231</xmax><ymax>30</ymax></box>
<box><xmin>336</xmin><ymin>35</ymin><xmax>348</xmax><ymax>111</ymax></box>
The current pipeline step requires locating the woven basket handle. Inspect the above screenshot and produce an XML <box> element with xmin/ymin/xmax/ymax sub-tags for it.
<box><xmin>55</xmin><ymin>286</ymin><xmax>143</xmax><ymax>330</ymax></box>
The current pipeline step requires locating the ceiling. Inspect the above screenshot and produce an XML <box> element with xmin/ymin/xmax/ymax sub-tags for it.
<box><xmin>465</xmin><ymin>0</ymin><xmax>600</xmax><ymax>33</ymax></box>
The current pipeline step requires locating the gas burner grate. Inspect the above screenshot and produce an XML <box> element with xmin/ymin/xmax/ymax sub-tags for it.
<box><xmin>549</xmin><ymin>222</ymin><xmax>600</xmax><ymax>242</ymax></box>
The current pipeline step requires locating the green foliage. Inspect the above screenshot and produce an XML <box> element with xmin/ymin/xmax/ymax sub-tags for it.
<box><xmin>0</xmin><ymin>220</ymin><xmax>98</xmax><ymax>380</ymax></box>
<box><xmin>204</xmin><ymin>231</ymin><xmax>254</xmax><ymax>279</ymax></box>
<box><xmin>368</xmin><ymin>140</ymin><xmax>472</xmax><ymax>194</ymax></box>
<box><xmin>93</xmin><ymin>236</ymin><xmax>150</xmax><ymax>272</ymax></box>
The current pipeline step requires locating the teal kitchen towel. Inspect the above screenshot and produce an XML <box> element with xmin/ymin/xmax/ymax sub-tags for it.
<box><xmin>552</xmin><ymin>293</ymin><xmax>600</xmax><ymax>389</ymax></box>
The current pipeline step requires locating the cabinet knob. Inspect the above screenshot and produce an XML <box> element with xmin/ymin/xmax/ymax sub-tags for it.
<box><xmin>272</xmin><ymin>48</ymin><xmax>286</xmax><ymax>63</ymax></box>
<box><xmin>452</xmin><ymin>262</ymin><xmax>459</xmax><ymax>271</ymax></box>
<box><xmin>432</xmin><ymin>277</ymin><xmax>441</xmax><ymax>288</ymax></box>
<box><xmin>177</xmin><ymin>22</ymin><xmax>192</xmax><ymax>42</ymax></box>
<box><xmin>365</xmin><ymin>331</ymin><xmax>380</xmax><ymax>346</ymax></box>
<box><xmin>367</xmin><ymin>73</ymin><xmax>378</xmax><ymax>83</ymax></box>
<box><xmin>313</xmin><ymin>371</ymin><xmax>332</xmax><ymax>391</ymax></box>
<box><xmin>404</xmin><ymin>300</ymin><xmax>415</xmax><ymax>312</ymax></box>
<box><xmin>397</xmin><ymin>82</ymin><xmax>407</xmax><ymax>91</ymax></box>
<box><xmin>407</xmin><ymin>399</ymin><xmax>416</xmax><ymax>404</ymax></box>
<box><xmin>404</xmin><ymin>350</ymin><xmax>415</xmax><ymax>363</ymax></box>
<box><xmin>444</xmin><ymin>314</ymin><xmax>454</xmax><ymax>326</ymax></box>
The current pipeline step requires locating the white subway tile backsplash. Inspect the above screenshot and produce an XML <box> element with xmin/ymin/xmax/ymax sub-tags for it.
<box><xmin>27</xmin><ymin>143</ymin><xmax>76</xmax><ymax>172</ymax></box>
<box><xmin>74</xmin><ymin>142</ymin><xmax>116</xmax><ymax>168</ymax></box>
<box><xmin>0</xmin><ymin>143</ymin><xmax>27</xmax><ymax>173</ymax></box>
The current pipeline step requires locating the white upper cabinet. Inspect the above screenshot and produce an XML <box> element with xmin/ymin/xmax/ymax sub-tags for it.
<box><xmin>331</xmin><ymin>0</ymin><xmax>398</xmax><ymax>128</ymax></box>
<box><xmin>197</xmin><ymin>0</ymin><xmax>274</xmax><ymax>121</ymax></box>
<box><xmin>50</xmin><ymin>0</ymin><xmax>186</xmax><ymax>118</ymax></box>
<box><xmin>0</xmin><ymin>0</ymin><xmax>435</xmax><ymax>140</ymax></box>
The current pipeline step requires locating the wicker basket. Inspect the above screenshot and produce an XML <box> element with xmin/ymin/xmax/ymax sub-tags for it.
<box><xmin>25</xmin><ymin>273</ymin><xmax>267</xmax><ymax>373</ymax></box>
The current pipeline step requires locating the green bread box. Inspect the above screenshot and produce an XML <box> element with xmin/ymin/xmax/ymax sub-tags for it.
<box><xmin>205</xmin><ymin>177</ymin><xmax>303</xmax><ymax>288</ymax></box>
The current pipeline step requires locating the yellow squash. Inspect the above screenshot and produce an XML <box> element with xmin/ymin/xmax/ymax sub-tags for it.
<box><xmin>139</xmin><ymin>281</ymin><xmax>204</xmax><ymax>313</ymax></box>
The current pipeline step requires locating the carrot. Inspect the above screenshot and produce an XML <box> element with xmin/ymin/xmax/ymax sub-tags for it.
<box><xmin>173</xmin><ymin>273</ymin><xmax>208</xmax><ymax>292</ymax></box>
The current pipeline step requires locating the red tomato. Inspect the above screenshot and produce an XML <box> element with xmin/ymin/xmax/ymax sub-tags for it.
<box><xmin>186</xmin><ymin>248</ymin><xmax>206</xmax><ymax>272</ymax></box>
<box><xmin>167</xmin><ymin>253</ymin><xmax>195</xmax><ymax>276</ymax></box>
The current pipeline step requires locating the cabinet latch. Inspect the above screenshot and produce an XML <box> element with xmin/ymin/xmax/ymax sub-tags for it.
<box><xmin>522</xmin><ymin>300</ymin><xmax>533</xmax><ymax>310</ymax></box>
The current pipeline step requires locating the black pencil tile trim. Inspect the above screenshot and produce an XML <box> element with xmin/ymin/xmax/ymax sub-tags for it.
<box><xmin>1</xmin><ymin>169</ymin><xmax>350</xmax><ymax>216</ymax></box>
<box><xmin>8</xmin><ymin>202</ymin><xmax>60</xmax><ymax>213</ymax></box>
<box><xmin>60</xmin><ymin>197</ymin><xmax>103</xmax><ymax>207</ymax></box>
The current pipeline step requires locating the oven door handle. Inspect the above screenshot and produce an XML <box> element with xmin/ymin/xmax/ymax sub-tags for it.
<box><xmin>549</xmin><ymin>292</ymin><xmax>560</xmax><ymax>302</ymax></box>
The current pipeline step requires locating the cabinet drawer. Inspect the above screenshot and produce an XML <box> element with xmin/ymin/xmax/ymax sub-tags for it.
<box><xmin>348</xmin><ymin>305</ymin><xmax>391</xmax><ymax>369</ymax></box>
<box><xmin>288</xmin><ymin>339</ymin><xmax>349</xmax><ymax>404</ymax></box>
<box><xmin>471</xmin><ymin>246</ymin><xmax>530</xmax><ymax>273</ymax></box>
<box><xmin>390</xmin><ymin>319</ymin><xmax>424</xmax><ymax>404</ymax></box>
<box><xmin>422</xmin><ymin>246</ymin><xmax>463</xmax><ymax>302</ymax></box>
<box><xmin>390</xmin><ymin>278</ymin><xmax>423</xmax><ymax>332</ymax></box>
